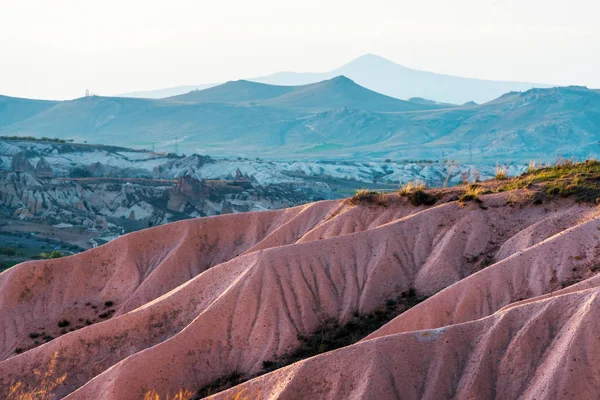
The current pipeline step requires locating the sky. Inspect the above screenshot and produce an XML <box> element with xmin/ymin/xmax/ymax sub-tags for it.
<box><xmin>1</xmin><ymin>0</ymin><xmax>599</xmax><ymax>100</ymax></box>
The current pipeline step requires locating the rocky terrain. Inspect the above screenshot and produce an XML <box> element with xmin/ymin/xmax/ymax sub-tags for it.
<box><xmin>2</xmin><ymin>161</ymin><xmax>600</xmax><ymax>399</ymax></box>
<box><xmin>0</xmin><ymin>139</ymin><xmax>324</xmax><ymax>257</ymax></box>
<box><xmin>0</xmin><ymin>138</ymin><xmax>524</xmax><ymax>257</ymax></box>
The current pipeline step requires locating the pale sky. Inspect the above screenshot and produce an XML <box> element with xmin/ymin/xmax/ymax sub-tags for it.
<box><xmin>2</xmin><ymin>0</ymin><xmax>599</xmax><ymax>100</ymax></box>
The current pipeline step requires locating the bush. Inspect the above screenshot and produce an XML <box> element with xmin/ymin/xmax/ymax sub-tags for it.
<box><xmin>57</xmin><ymin>320</ymin><xmax>70</xmax><ymax>328</ymax></box>
<box><xmin>347</xmin><ymin>189</ymin><xmax>387</xmax><ymax>206</ymax></box>
<box><xmin>398</xmin><ymin>182</ymin><xmax>437</xmax><ymax>206</ymax></box>
<box><xmin>407</xmin><ymin>189</ymin><xmax>438</xmax><ymax>206</ymax></box>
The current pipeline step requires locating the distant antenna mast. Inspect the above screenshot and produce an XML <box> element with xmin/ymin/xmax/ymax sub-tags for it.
<box><xmin>85</xmin><ymin>89</ymin><xmax>90</xmax><ymax>97</ymax></box>
<box><xmin>174</xmin><ymin>136</ymin><xmax>179</xmax><ymax>155</ymax></box>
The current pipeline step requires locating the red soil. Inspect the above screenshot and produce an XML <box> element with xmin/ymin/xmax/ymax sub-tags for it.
<box><xmin>1</xmin><ymin>193</ymin><xmax>599</xmax><ymax>399</ymax></box>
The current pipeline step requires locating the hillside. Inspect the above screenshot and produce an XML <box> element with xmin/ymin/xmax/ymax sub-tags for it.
<box><xmin>167</xmin><ymin>80</ymin><xmax>297</xmax><ymax>104</ymax></box>
<box><xmin>0</xmin><ymin>95</ymin><xmax>58</xmax><ymax>128</ymax></box>
<box><xmin>117</xmin><ymin>83</ymin><xmax>218</xmax><ymax>99</ymax></box>
<box><xmin>170</xmin><ymin>76</ymin><xmax>446</xmax><ymax>112</ymax></box>
<box><xmin>0</xmin><ymin>85</ymin><xmax>598</xmax><ymax>163</ymax></box>
<box><xmin>2</xmin><ymin>162</ymin><xmax>600</xmax><ymax>398</ymax></box>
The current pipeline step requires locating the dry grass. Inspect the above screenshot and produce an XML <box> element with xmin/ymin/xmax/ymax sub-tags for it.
<box><xmin>398</xmin><ymin>181</ymin><xmax>425</xmax><ymax>196</ymax></box>
<box><xmin>527</xmin><ymin>161</ymin><xmax>539</xmax><ymax>173</ymax></box>
<box><xmin>458</xmin><ymin>185</ymin><xmax>490</xmax><ymax>204</ymax></box>
<box><xmin>495</xmin><ymin>165</ymin><xmax>507</xmax><ymax>180</ymax></box>
<box><xmin>398</xmin><ymin>181</ymin><xmax>438</xmax><ymax>206</ymax></box>
<box><xmin>497</xmin><ymin>159</ymin><xmax>600</xmax><ymax>202</ymax></box>
<box><xmin>346</xmin><ymin>189</ymin><xmax>388</xmax><ymax>206</ymax></box>
<box><xmin>143</xmin><ymin>389</ymin><xmax>194</xmax><ymax>400</ymax></box>
<box><xmin>7</xmin><ymin>352</ymin><xmax>66</xmax><ymax>400</ymax></box>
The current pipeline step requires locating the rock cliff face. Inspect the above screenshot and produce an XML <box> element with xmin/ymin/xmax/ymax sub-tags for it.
<box><xmin>0</xmin><ymin>139</ymin><xmax>526</xmax><ymax>241</ymax></box>
<box><xmin>0</xmin><ymin>172</ymin><xmax>316</xmax><ymax>234</ymax></box>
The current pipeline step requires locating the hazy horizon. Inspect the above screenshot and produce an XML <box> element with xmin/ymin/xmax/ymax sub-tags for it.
<box><xmin>2</xmin><ymin>0</ymin><xmax>599</xmax><ymax>100</ymax></box>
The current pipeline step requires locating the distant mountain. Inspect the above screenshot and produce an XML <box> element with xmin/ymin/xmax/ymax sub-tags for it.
<box><xmin>1</xmin><ymin>85</ymin><xmax>598</xmax><ymax>163</ymax></box>
<box><xmin>251</xmin><ymin>54</ymin><xmax>552</xmax><ymax>104</ymax></box>
<box><xmin>167</xmin><ymin>80</ymin><xmax>297</xmax><ymax>104</ymax></box>
<box><xmin>170</xmin><ymin>76</ymin><xmax>448</xmax><ymax>112</ymax></box>
<box><xmin>113</xmin><ymin>54</ymin><xmax>552</xmax><ymax>104</ymax></box>
<box><xmin>116</xmin><ymin>84</ymin><xmax>218</xmax><ymax>99</ymax></box>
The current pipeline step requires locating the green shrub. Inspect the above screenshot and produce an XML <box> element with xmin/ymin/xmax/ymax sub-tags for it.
<box><xmin>407</xmin><ymin>189</ymin><xmax>438</xmax><ymax>206</ymax></box>
<box><xmin>49</xmin><ymin>251</ymin><xmax>64</xmax><ymax>259</ymax></box>
<box><xmin>347</xmin><ymin>189</ymin><xmax>387</xmax><ymax>206</ymax></box>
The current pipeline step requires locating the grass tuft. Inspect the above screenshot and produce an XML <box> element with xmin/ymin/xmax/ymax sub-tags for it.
<box><xmin>399</xmin><ymin>182</ymin><xmax>438</xmax><ymax>206</ymax></box>
<box><xmin>346</xmin><ymin>189</ymin><xmax>388</xmax><ymax>206</ymax></box>
<box><xmin>144</xmin><ymin>389</ymin><xmax>194</xmax><ymax>400</ymax></box>
<box><xmin>459</xmin><ymin>185</ymin><xmax>490</xmax><ymax>204</ymax></box>
<box><xmin>495</xmin><ymin>165</ymin><xmax>507</xmax><ymax>180</ymax></box>
<box><xmin>7</xmin><ymin>352</ymin><xmax>66</xmax><ymax>400</ymax></box>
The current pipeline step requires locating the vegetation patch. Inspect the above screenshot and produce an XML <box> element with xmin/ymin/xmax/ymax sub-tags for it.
<box><xmin>398</xmin><ymin>182</ymin><xmax>438</xmax><ymax>206</ymax></box>
<box><xmin>497</xmin><ymin>159</ymin><xmax>600</xmax><ymax>203</ymax></box>
<box><xmin>262</xmin><ymin>288</ymin><xmax>426</xmax><ymax>373</ymax></box>
<box><xmin>346</xmin><ymin>189</ymin><xmax>388</xmax><ymax>206</ymax></box>
<box><xmin>31</xmin><ymin>251</ymin><xmax>65</xmax><ymax>260</ymax></box>
<box><xmin>406</xmin><ymin>189</ymin><xmax>438</xmax><ymax>206</ymax></box>
<box><xmin>5</xmin><ymin>352</ymin><xmax>67</xmax><ymax>399</ymax></box>
<box><xmin>57</xmin><ymin>320</ymin><xmax>70</xmax><ymax>328</ymax></box>
<box><xmin>0</xmin><ymin>247</ymin><xmax>17</xmax><ymax>256</ymax></box>
<box><xmin>458</xmin><ymin>185</ymin><xmax>490</xmax><ymax>204</ymax></box>
<box><xmin>144</xmin><ymin>389</ymin><xmax>194</xmax><ymax>400</ymax></box>
<box><xmin>495</xmin><ymin>166</ymin><xmax>507</xmax><ymax>180</ymax></box>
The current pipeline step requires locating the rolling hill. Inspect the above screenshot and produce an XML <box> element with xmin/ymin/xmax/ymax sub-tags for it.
<box><xmin>1</xmin><ymin>82</ymin><xmax>599</xmax><ymax>163</ymax></box>
<box><xmin>0</xmin><ymin>95</ymin><xmax>58</xmax><ymax>128</ymax></box>
<box><xmin>168</xmin><ymin>76</ymin><xmax>447</xmax><ymax>112</ymax></box>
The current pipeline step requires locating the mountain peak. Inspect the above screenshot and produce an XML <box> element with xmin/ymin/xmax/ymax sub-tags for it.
<box><xmin>326</xmin><ymin>75</ymin><xmax>356</xmax><ymax>85</ymax></box>
<box><xmin>343</xmin><ymin>54</ymin><xmax>409</xmax><ymax>70</ymax></box>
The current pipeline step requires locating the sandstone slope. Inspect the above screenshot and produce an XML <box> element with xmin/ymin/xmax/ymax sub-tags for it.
<box><xmin>2</xmin><ymin>168</ymin><xmax>600</xmax><ymax>399</ymax></box>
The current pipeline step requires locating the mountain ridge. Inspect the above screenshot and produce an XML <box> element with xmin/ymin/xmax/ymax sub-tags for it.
<box><xmin>116</xmin><ymin>54</ymin><xmax>553</xmax><ymax>103</ymax></box>
<box><xmin>168</xmin><ymin>76</ymin><xmax>449</xmax><ymax>112</ymax></box>
<box><xmin>1</xmin><ymin>84</ymin><xmax>598</xmax><ymax>163</ymax></box>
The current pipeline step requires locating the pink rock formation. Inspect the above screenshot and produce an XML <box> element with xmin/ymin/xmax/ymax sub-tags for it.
<box><xmin>1</xmin><ymin>193</ymin><xmax>599</xmax><ymax>399</ymax></box>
